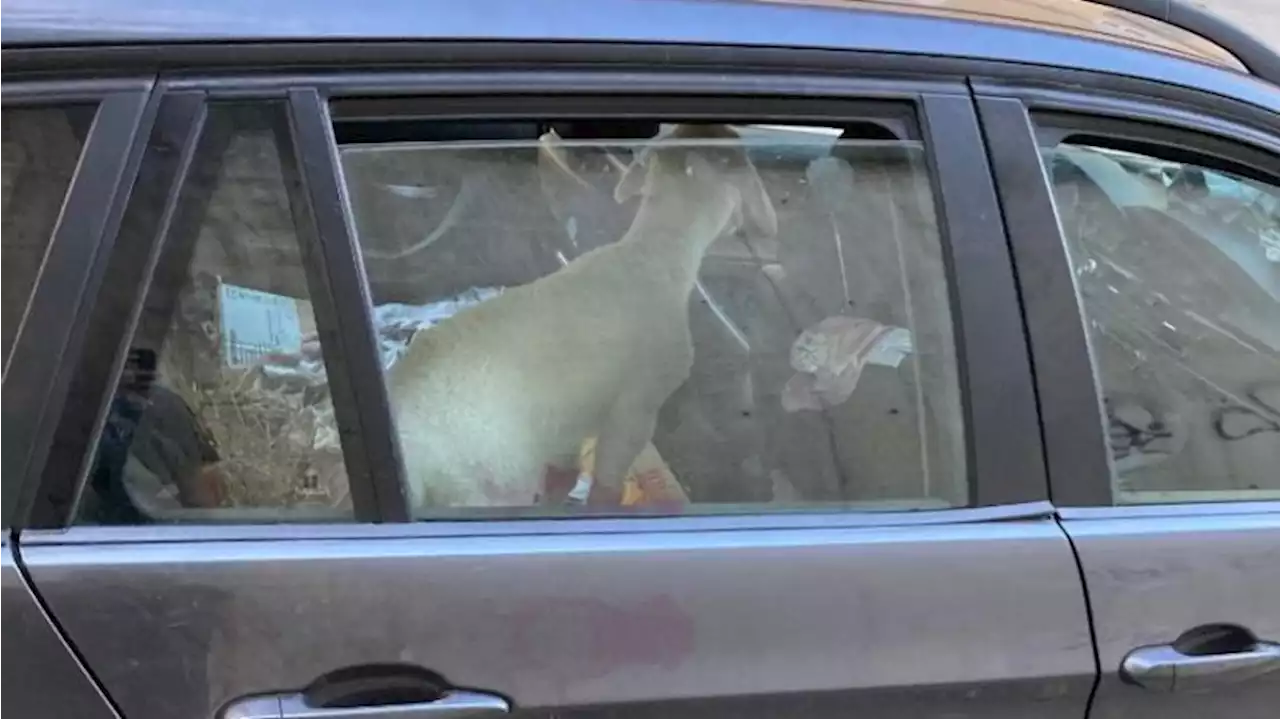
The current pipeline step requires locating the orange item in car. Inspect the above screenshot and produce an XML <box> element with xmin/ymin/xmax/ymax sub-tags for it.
<box><xmin>543</xmin><ymin>438</ymin><xmax>688</xmax><ymax>509</ymax></box>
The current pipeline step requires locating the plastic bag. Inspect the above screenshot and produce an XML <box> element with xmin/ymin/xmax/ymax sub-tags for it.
<box><xmin>781</xmin><ymin>315</ymin><xmax>913</xmax><ymax>412</ymax></box>
<box><xmin>250</xmin><ymin>286</ymin><xmax>506</xmax><ymax>395</ymax></box>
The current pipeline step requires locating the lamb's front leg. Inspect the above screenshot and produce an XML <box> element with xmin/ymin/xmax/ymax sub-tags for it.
<box><xmin>566</xmin><ymin>396</ymin><xmax>659</xmax><ymax>508</ymax></box>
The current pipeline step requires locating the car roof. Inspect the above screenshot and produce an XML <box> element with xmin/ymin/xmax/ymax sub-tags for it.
<box><xmin>794</xmin><ymin>1</ymin><xmax>1244</xmax><ymax>71</ymax></box>
<box><xmin>0</xmin><ymin>0</ymin><xmax>1248</xmax><ymax>68</ymax></box>
<box><xmin>15</xmin><ymin>0</ymin><xmax>1280</xmax><ymax>107</ymax></box>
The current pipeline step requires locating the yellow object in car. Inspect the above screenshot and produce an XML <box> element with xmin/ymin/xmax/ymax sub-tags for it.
<box><xmin>578</xmin><ymin>436</ymin><xmax>689</xmax><ymax>507</ymax></box>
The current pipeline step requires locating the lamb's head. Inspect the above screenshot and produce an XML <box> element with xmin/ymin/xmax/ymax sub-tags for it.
<box><xmin>616</xmin><ymin>124</ymin><xmax>778</xmax><ymax>240</ymax></box>
<box><xmin>538</xmin><ymin>124</ymin><xmax>778</xmax><ymax>241</ymax></box>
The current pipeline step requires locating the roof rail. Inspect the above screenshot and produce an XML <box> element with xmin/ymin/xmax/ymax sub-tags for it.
<box><xmin>1097</xmin><ymin>0</ymin><xmax>1280</xmax><ymax>85</ymax></box>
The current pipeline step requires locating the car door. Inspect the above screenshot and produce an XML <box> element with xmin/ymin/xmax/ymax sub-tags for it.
<box><xmin>12</xmin><ymin>51</ymin><xmax>1094</xmax><ymax>719</ymax></box>
<box><xmin>2</xmin><ymin>84</ymin><xmax>151</xmax><ymax>719</ymax></box>
<box><xmin>976</xmin><ymin>72</ymin><xmax>1280</xmax><ymax>719</ymax></box>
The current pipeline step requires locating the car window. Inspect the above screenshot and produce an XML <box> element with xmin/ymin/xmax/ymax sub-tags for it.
<box><xmin>1044</xmin><ymin>141</ymin><xmax>1280</xmax><ymax>505</ymax></box>
<box><xmin>1</xmin><ymin>105</ymin><xmax>96</xmax><ymax>375</ymax></box>
<box><xmin>337</xmin><ymin>118</ymin><xmax>967</xmax><ymax>517</ymax></box>
<box><xmin>77</xmin><ymin>102</ymin><xmax>354</xmax><ymax>525</ymax></box>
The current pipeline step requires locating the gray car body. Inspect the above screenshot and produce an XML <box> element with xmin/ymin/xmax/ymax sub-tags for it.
<box><xmin>2</xmin><ymin>2</ymin><xmax>1278</xmax><ymax>719</ymax></box>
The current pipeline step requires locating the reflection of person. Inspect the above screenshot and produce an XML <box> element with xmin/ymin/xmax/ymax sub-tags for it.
<box><xmin>85</xmin><ymin>350</ymin><xmax>225</xmax><ymax>524</ymax></box>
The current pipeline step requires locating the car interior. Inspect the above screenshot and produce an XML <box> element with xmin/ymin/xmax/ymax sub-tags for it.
<box><xmin>81</xmin><ymin>115</ymin><xmax>969</xmax><ymax>523</ymax></box>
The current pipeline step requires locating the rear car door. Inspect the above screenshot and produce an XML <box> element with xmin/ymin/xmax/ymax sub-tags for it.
<box><xmin>976</xmin><ymin>72</ymin><xmax>1280</xmax><ymax>719</ymax></box>
<box><xmin>12</xmin><ymin>51</ymin><xmax>1093</xmax><ymax>719</ymax></box>
<box><xmin>2</xmin><ymin>83</ymin><xmax>151</xmax><ymax>719</ymax></box>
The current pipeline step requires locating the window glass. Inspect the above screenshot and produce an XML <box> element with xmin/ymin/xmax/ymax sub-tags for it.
<box><xmin>1045</xmin><ymin>141</ymin><xmax>1280</xmax><ymax>504</ymax></box>
<box><xmin>2</xmin><ymin>105</ymin><xmax>96</xmax><ymax>373</ymax></box>
<box><xmin>339</xmin><ymin>120</ymin><xmax>967</xmax><ymax>517</ymax></box>
<box><xmin>78</xmin><ymin>103</ymin><xmax>353</xmax><ymax>525</ymax></box>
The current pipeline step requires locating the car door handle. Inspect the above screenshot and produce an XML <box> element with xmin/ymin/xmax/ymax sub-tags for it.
<box><xmin>1122</xmin><ymin>636</ymin><xmax>1280</xmax><ymax>692</ymax></box>
<box><xmin>281</xmin><ymin>689</ymin><xmax>509</xmax><ymax>719</ymax></box>
<box><xmin>223</xmin><ymin>689</ymin><xmax>510</xmax><ymax>719</ymax></box>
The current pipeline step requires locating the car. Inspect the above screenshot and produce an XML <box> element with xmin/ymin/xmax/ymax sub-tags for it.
<box><xmin>2</xmin><ymin>1</ymin><xmax>1278</xmax><ymax>718</ymax></box>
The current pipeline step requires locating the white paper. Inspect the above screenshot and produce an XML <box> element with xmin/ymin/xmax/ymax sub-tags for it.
<box><xmin>218</xmin><ymin>282</ymin><xmax>304</xmax><ymax>368</ymax></box>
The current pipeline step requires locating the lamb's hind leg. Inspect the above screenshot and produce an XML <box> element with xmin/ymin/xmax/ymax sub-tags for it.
<box><xmin>568</xmin><ymin>395</ymin><xmax>660</xmax><ymax>507</ymax></box>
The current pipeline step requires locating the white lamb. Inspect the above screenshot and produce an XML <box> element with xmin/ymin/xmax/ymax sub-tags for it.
<box><xmin>386</xmin><ymin>124</ymin><xmax>778</xmax><ymax>511</ymax></box>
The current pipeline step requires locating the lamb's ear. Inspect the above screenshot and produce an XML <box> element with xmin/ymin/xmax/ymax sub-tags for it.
<box><xmin>537</xmin><ymin>128</ymin><xmax>590</xmax><ymax>189</ymax></box>
<box><xmin>613</xmin><ymin>129</ymin><xmax>676</xmax><ymax>203</ymax></box>
<box><xmin>701</xmin><ymin>125</ymin><xmax>778</xmax><ymax>238</ymax></box>
<box><xmin>612</xmin><ymin>149</ymin><xmax>650</xmax><ymax>203</ymax></box>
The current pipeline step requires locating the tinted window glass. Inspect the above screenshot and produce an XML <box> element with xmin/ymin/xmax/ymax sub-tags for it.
<box><xmin>78</xmin><ymin>102</ymin><xmax>354</xmax><ymax>525</ymax></box>
<box><xmin>1</xmin><ymin>105</ymin><xmax>96</xmax><ymax>373</ymax></box>
<box><xmin>1046</xmin><ymin>142</ymin><xmax>1280</xmax><ymax>504</ymax></box>
<box><xmin>339</xmin><ymin>120</ymin><xmax>967</xmax><ymax>517</ymax></box>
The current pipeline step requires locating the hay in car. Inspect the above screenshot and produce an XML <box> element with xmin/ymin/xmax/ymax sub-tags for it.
<box><xmin>159</xmin><ymin>348</ymin><xmax>350</xmax><ymax>511</ymax></box>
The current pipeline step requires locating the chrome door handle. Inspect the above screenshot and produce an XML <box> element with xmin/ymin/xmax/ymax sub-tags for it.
<box><xmin>223</xmin><ymin>689</ymin><xmax>510</xmax><ymax>719</ymax></box>
<box><xmin>1122</xmin><ymin>640</ymin><xmax>1280</xmax><ymax>692</ymax></box>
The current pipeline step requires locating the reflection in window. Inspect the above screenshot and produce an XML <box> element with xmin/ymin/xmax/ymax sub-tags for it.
<box><xmin>81</xmin><ymin>103</ymin><xmax>352</xmax><ymax>525</ymax></box>
<box><xmin>340</xmin><ymin>121</ymin><xmax>966</xmax><ymax>517</ymax></box>
<box><xmin>1046</xmin><ymin>143</ymin><xmax>1280</xmax><ymax>502</ymax></box>
<box><xmin>2</xmin><ymin>105</ymin><xmax>96</xmax><ymax>372</ymax></box>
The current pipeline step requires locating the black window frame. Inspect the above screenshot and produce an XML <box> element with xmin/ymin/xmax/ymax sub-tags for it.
<box><xmin>19</xmin><ymin>60</ymin><xmax>1051</xmax><ymax>531</ymax></box>
<box><xmin>1</xmin><ymin>77</ymin><xmax>154</xmax><ymax>530</ymax></box>
<box><xmin>974</xmin><ymin>78</ymin><xmax>1280</xmax><ymax>511</ymax></box>
<box><xmin>24</xmin><ymin>91</ymin><xmax>409</xmax><ymax>527</ymax></box>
